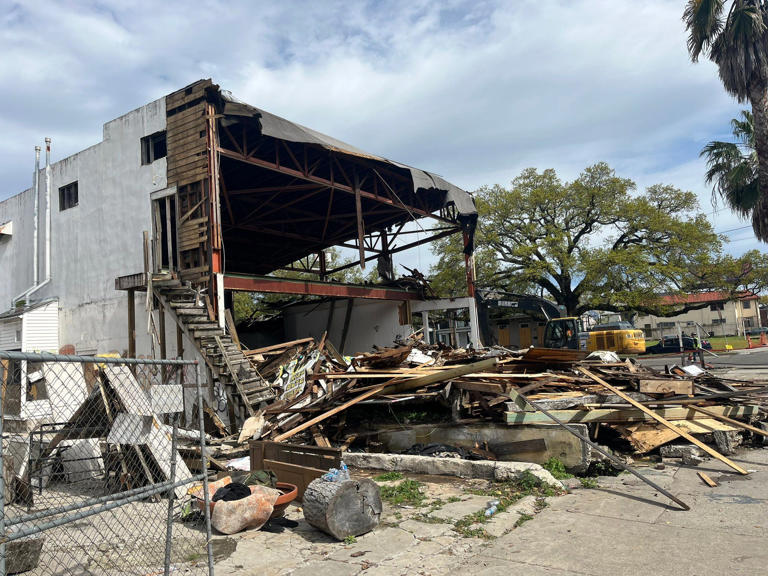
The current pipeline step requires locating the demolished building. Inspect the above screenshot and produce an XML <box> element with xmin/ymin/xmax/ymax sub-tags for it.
<box><xmin>0</xmin><ymin>79</ymin><xmax>478</xmax><ymax>426</ymax></box>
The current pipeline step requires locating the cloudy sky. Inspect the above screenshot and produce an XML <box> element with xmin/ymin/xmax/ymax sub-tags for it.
<box><xmin>0</xmin><ymin>0</ymin><xmax>760</xmax><ymax>265</ymax></box>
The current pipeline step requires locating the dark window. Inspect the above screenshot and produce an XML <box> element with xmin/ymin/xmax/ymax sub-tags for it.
<box><xmin>710</xmin><ymin>303</ymin><xmax>724</xmax><ymax>311</ymax></box>
<box><xmin>743</xmin><ymin>300</ymin><xmax>752</xmax><ymax>309</ymax></box>
<box><xmin>658</xmin><ymin>321</ymin><xmax>675</xmax><ymax>328</ymax></box>
<box><xmin>712</xmin><ymin>318</ymin><xmax>726</xmax><ymax>325</ymax></box>
<box><xmin>58</xmin><ymin>181</ymin><xmax>78</xmax><ymax>211</ymax></box>
<box><xmin>141</xmin><ymin>131</ymin><xmax>167</xmax><ymax>165</ymax></box>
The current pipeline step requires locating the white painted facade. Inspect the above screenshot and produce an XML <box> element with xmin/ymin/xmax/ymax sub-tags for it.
<box><xmin>0</xmin><ymin>97</ymin><xmax>191</xmax><ymax>358</ymax></box>
<box><xmin>635</xmin><ymin>295</ymin><xmax>761</xmax><ymax>338</ymax></box>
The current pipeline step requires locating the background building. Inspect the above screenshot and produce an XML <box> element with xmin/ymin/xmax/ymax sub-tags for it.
<box><xmin>635</xmin><ymin>292</ymin><xmax>761</xmax><ymax>338</ymax></box>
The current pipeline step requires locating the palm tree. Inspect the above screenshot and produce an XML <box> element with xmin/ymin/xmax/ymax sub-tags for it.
<box><xmin>701</xmin><ymin>110</ymin><xmax>760</xmax><ymax>217</ymax></box>
<box><xmin>684</xmin><ymin>0</ymin><xmax>768</xmax><ymax>241</ymax></box>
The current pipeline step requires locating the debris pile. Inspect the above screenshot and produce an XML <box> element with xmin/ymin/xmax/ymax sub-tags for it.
<box><xmin>215</xmin><ymin>334</ymin><xmax>768</xmax><ymax>475</ymax></box>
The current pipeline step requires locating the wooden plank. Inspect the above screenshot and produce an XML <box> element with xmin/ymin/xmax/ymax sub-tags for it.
<box><xmin>273</xmin><ymin>383</ymin><xmax>389</xmax><ymax>442</ymax></box>
<box><xmin>688</xmin><ymin>405</ymin><xmax>768</xmax><ymax>437</ymax></box>
<box><xmin>214</xmin><ymin>335</ymin><xmax>255</xmax><ymax>417</ymax></box>
<box><xmin>311</xmin><ymin>426</ymin><xmax>331</xmax><ymax>448</ymax></box>
<box><xmin>243</xmin><ymin>338</ymin><xmax>315</xmax><ymax>356</ymax></box>
<box><xmin>166</xmin><ymin>103</ymin><xmax>207</xmax><ymax>125</ymax></box>
<box><xmin>638</xmin><ymin>379</ymin><xmax>693</xmax><ymax>395</ymax></box>
<box><xmin>613</xmin><ymin>418</ymin><xmax>739</xmax><ymax>454</ymax></box>
<box><xmin>506</xmin><ymin>405</ymin><xmax>759</xmax><ymax>425</ymax></box>
<box><xmin>698</xmin><ymin>471</ymin><xmax>718</xmax><ymax>487</ymax></box>
<box><xmin>578</xmin><ymin>368</ymin><xmax>749</xmax><ymax>475</ymax></box>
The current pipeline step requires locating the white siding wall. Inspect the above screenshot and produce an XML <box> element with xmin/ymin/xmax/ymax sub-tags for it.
<box><xmin>0</xmin><ymin>318</ymin><xmax>21</xmax><ymax>350</ymax></box>
<box><xmin>21</xmin><ymin>301</ymin><xmax>59</xmax><ymax>352</ymax></box>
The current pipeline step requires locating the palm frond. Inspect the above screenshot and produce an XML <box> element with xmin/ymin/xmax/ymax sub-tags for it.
<box><xmin>684</xmin><ymin>0</ymin><xmax>726</xmax><ymax>61</ymax></box>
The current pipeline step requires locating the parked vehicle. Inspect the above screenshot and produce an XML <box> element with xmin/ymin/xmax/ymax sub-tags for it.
<box><xmin>644</xmin><ymin>335</ymin><xmax>712</xmax><ymax>354</ymax></box>
<box><xmin>746</xmin><ymin>327</ymin><xmax>768</xmax><ymax>336</ymax></box>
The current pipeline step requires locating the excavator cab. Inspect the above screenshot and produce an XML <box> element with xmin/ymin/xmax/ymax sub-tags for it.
<box><xmin>542</xmin><ymin>317</ymin><xmax>579</xmax><ymax>349</ymax></box>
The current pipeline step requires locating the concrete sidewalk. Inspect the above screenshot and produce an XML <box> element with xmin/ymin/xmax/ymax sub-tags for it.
<box><xmin>471</xmin><ymin>448</ymin><xmax>768</xmax><ymax>576</ymax></box>
<box><xmin>213</xmin><ymin>447</ymin><xmax>768</xmax><ymax>575</ymax></box>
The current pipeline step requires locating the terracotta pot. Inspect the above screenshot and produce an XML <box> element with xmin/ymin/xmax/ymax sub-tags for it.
<box><xmin>271</xmin><ymin>482</ymin><xmax>298</xmax><ymax>518</ymax></box>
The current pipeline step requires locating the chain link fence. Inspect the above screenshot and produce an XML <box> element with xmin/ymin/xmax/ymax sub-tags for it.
<box><xmin>0</xmin><ymin>352</ymin><xmax>214</xmax><ymax>576</ymax></box>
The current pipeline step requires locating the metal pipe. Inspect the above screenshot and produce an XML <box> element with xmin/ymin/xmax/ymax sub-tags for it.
<box><xmin>509</xmin><ymin>388</ymin><xmax>690</xmax><ymax>511</ymax></box>
<box><xmin>44</xmin><ymin>137</ymin><xmax>51</xmax><ymax>282</ymax></box>
<box><xmin>33</xmin><ymin>146</ymin><xmax>40</xmax><ymax>287</ymax></box>
<box><xmin>0</xmin><ymin>350</ymin><xmax>195</xmax><ymax>366</ymax></box>
<box><xmin>196</xmin><ymin>363</ymin><xmax>215</xmax><ymax>576</ymax></box>
<box><xmin>11</xmin><ymin>147</ymin><xmax>42</xmax><ymax>307</ymax></box>
<box><xmin>1</xmin><ymin>475</ymin><xmax>205</xmax><ymax>545</ymax></box>
<box><xmin>0</xmin><ymin>360</ymin><xmax>6</xmax><ymax>576</ymax></box>
<box><xmin>24</xmin><ymin>139</ymin><xmax>53</xmax><ymax>304</ymax></box>
<box><xmin>5</xmin><ymin>474</ymin><xmax>204</xmax><ymax>528</ymax></box>
<box><xmin>164</xmin><ymin>366</ymin><xmax>182</xmax><ymax>576</ymax></box>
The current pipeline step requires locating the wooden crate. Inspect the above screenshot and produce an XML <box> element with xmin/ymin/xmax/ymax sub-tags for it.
<box><xmin>249</xmin><ymin>440</ymin><xmax>341</xmax><ymax>500</ymax></box>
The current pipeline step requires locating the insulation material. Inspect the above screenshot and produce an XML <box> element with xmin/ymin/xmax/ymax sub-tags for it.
<box><xmin>151</xmin><ymin>384</ymin><xmax>184</xmax><ymax>414</ymax></box>
<box><xmin>107</xmin><ymin>413</ymin><xmax>153</xmax><ymax>445</ymax></box>
<box><xmin>44</xmin><ymin>361</ymin><xmax>89</xmax><ymax>423</ymax></box>
<box><xmin>103</xmin><ymin>365</ymin><xmax>192</xmax><ymax>497</ymax></box>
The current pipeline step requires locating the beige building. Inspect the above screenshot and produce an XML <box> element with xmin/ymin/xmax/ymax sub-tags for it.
<box><xmin>635</xmin><ymin>292</ymin><xmax>761</xmax><ymax>338</ymax></box>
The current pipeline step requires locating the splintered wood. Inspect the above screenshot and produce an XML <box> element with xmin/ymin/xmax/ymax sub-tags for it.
<box><xmin>218</xmin><ymin>336</ymin><xmax>767</xmax><ymax>469</ymax></box>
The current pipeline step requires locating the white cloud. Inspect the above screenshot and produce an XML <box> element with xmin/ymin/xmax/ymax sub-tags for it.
<box><xmin>0</xmin><ymin>0</ymin><xmax>762</xmax><ymax>255</ymax></box>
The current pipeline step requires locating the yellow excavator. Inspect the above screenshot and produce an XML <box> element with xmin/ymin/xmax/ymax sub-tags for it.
<box><xmin>478</xmin><ymin>291</ymin><xmax>645</xmax><ymax>354</ymax></box>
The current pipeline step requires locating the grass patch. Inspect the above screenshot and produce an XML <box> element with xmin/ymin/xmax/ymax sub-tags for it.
<box><xmin>413</xmin><ymin>513</ymin><xmax>450</xmax><ymax>524</ymax></box>
<box><xmin>343</xmin><ymin>535</ymin><xmax>357</xmax><ymax>545</ymax></box>
<box><xmin>514</xmin><ymin>513</ymin><xmax>533</xmax><ymax>527</ymax></box>
<box><xmin>374</xmin><ymin>471</ymin><xmax>404</xmax><ymax>482</ymax></box>
<box><xmin>380</xmin><ymin>479</ymin><xmax>426</xmax><ymax>506</ymax></box>
<box><xmin>454</xmin><ymin>511</ymin><xmax>495</xmax><ymax>539</ymax></box>
<box><xmin>451</xmin><ymin>472</ymin><xmax>564</xmax><ymax>539</ymax></box>
<box><xmin>543</xmin><ymin>457</ymin><xmax>573</xmax><ymax>480</ymax></box>
<box><xmin>580</xmin><ymin>477</ymin><xmax>598</xmax><ymax>489</ymax></box>
<box><xmin>447</xmin><ymin>496</ymin><xmax>462</xmax><ymax>503</ymax></box>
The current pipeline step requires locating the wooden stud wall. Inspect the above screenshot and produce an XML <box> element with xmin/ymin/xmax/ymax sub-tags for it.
<box><xmin>166</xmin><ymin>80</ymin><xmax>213</xmax><ymax>286</ymax></box>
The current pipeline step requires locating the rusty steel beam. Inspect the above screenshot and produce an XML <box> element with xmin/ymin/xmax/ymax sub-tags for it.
<box><xmin>326</xmin><ymin>227</ymin><xmax>459</xmax><ymax>275</ymax></box>
<box><xmin>217</xmin><ymin>146</ymin><xmax>454</xmax><ymax>224</ymax></box>
<box><xmin>223</xmin><ymin>274</ymin><xmax>421</xmax><ymax>301</ymax></box>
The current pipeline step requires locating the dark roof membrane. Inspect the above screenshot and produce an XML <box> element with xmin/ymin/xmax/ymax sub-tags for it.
<box><xmin>215</xmin><ymin>89</ymin><xmax>477</xmax><ymax>219</ymax></box>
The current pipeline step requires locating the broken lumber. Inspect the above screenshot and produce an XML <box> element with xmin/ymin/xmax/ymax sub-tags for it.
<box><xmin>698</xmin><ymin>471</ymin><xmax>718</xmax><ymax>487</ymax></box>
<box><xmin>578</xmin><ymin>368</ymin><xmax>749</xmax><ymax>475</ymax></box>
<box><xmin>687</xmin><ymin>405</ymin><xmax>768</xmax><ymax>437</ymax></box>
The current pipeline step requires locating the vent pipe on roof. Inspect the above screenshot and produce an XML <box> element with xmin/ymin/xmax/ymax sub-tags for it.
<box><xmin>44</xmin><ymin>137</ymin><xmax>51</xmax><ymax>282</ymax></box>
<box><xmin>11</xmin><ymin>146</ymin><xmax>43</xmax><ymax>307</ymax></box>
<box><xmin>19</xmin><ymin>138</ymin><xmax>53</xmax><ymax>305</ymax></box>
<box><xmin>33</xmin><ymin>146</ymin><xmax>40</xmax><ymax>286</ymax></box>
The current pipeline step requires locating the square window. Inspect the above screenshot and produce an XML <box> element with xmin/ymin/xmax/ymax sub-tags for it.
<box><xmin>742</xmin><ymin>300</ymin><xmax>752</xmax><ymax>309</ymax></box>
<box><xmin>58</xmin><ymin>181</ymin><xmax>78</xmax><ymax>211</ymax></box>
<box><xmin>141</xmin><ymin>131</ymin><xmax>167</xmax><ymax>165</ymax></box>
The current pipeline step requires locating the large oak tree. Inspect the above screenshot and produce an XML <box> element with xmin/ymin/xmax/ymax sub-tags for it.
<box><xmin>431</xmin><ymin>163</ymin><xmax>768</xmax><ymax>316</ymax></box>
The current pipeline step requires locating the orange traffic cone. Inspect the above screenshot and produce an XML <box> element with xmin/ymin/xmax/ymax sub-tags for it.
<box><xmin>760</xmin><ymin>332</ymin><xmax>768</xmax><ymax>347</ymax></box>
<box><xmin>747</xmin><ymin>334</ymin><xmax>754</xmax><ymax>349</ymax></box>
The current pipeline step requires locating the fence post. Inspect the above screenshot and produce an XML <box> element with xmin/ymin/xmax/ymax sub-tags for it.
<box><xmin>0</xmin><ymin>359</ymin><xmax>5</xmax><ymax>576</ymax></box>
<box><xmin>164</xmin><ymin>361</ymin><xmax>181</xmax><ymax>576</ymax></box>
<box><xmin>195</xmin><ymin>363</ymin><xmax>214</xmax><ymax>575</ymax></box>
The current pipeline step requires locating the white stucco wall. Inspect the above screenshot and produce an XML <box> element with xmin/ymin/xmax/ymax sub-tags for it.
<box><xmin>283</xmin><ymin>299</ymin><xmax>411</xmax><ymax>355</ymax></box>
<box><xmin>0</xmin><ymin>97</ymin><xmax>188</xmax><ymax>356</ymax></box>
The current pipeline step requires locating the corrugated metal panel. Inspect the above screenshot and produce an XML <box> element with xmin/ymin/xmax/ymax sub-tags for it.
<box><xmin>21</xmin><ymin>300</ymin><xmax>59</xmax><ymax>352</ymax></box>
<box><xmin>0</xmin><ymin>318</ymin><xmax>22</xmax><ymax>350</ymax></box>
